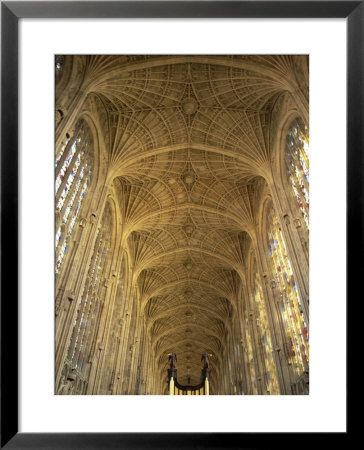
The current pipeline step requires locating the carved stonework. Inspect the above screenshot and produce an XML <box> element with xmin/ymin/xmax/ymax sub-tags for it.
<box><xmin>79</xmin><ymin>217</ymin><xmax>87</xmax><ymax>228</ymax></box>
<box><xmin>294</xmin><ymin>219</ymin><xmax>302</xmax><ymax>228</ymax></box>
<box><xmin>181</xmin><ymin>97</ymin><xmax>198</xmax><ymax>115</ymax></box>
<box><xmin>283</xmin><ymin>214</ymin><xmax>290</xmax><ymax>225</ymax></box>
<box><xmin>55</xmin><ymin>108</ymin><xmax>64</xmax><ymax>125</ymax></box>
<box><xmin>104</xmin><ymin>278</ymin><xmax>112</xmax><ymax>288</ymax></box>
<box><xmin>55</xmin><ymin>55</ymin><xmax>309</xmax><ymax>395</ymax></box>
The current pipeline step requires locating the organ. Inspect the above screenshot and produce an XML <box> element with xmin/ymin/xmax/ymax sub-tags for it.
<box><xmin>168</xmin><ymin>353</ymin><xmax>210</xmax><ymax>395</ymax></box>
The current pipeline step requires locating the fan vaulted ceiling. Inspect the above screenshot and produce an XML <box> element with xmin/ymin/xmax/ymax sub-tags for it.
<box><xmin>68</xmin><ymin>55</ymin><xmax>307</xmax><ymax>386</ymax></box>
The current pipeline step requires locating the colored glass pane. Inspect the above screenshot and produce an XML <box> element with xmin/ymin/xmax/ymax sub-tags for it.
<box><xmin>267</xmin><ymin>207</ymin><xmax>309</xmax><ymax>376</ymax></box>
<box><xmin>285</xmin><ymin>119</ymin><xmax>309</xmax><ymax>229</ymax></box>
<box><xmin>55</xmin><ymin>126</ymin><xmax>93</xmax><ymax>276</ymax></box>
<box><xmin>253</xmin><ymin>271</ymin><xmax>280</xmax><ymax>394</ymax></box>
<box><xmin>245</xmin><ymin>318</ymin><xmax>258</xmax><ymax>394</ymax></box>
<box><xmin>55</xmin><ymin>140</ymin><xmax>78</xmax><ymax>194</ymax></box>
<box><xmin>67</xmin><ymin>206</ymin><xmax>111</xmax><ymax>376</ymax></box>
<box><xmin>55</xmin><ymin>136</ymin><xmax>71</xmax><ymax>168</ymax></box>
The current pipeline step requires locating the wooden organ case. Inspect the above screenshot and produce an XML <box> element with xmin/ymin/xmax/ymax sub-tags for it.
<box><xmin>168</xmin><ymin>353</ymin><xmax>210</xmax><ymax>395</ymax></box>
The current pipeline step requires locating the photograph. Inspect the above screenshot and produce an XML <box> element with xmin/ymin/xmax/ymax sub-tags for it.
<box><xmin>1</xmin><ymin>0</ymin><xmax>354</xmax><ymax>446</ymax></box>
<box><xmin>55</xmin><ymin>55</ymin><xmax>309</xmax><ymax>396</ymax></box>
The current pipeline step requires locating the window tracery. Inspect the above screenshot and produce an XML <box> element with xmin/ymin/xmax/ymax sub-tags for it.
<box><xmin>252</xmin><ymin>269</ymin><xmax>279</xmax><ymax>394</ymax></box>
<box><xmin>55</xmin><ymin>135</ymin><xmax>71</xmax><ymax>168</ymax></box>
<box><xmin>55</xmin><ymin>123</ymin><xmax>93</xmax><ymax>275</ymax></box>
<box><xmin>66</xmin><ymin>203</ymin><xmax>113</xmax><ymax>378</ymax></box>
<box><xmin>53</xmin><ymin>56</ymin><xmax>310</xmax><ymax>395</ymax></box>
<box><xmin>285</xmin><ymin>118</ymin><xmax>309</xmax><ymax>229</ymax></box>
<box><xmin>244</xmin><ymin>317</ymin><xmax>258</xmax><ymax>394</ymax></box>
<box><xmin>267</xmin><ymin>206</ymin><xmax>309</xmax><ymax>376</ymax></box>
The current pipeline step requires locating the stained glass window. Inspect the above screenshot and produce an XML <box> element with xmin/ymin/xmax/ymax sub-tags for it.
<box><xmin>253</xmin><ymin>269</ymin><xmax>280</xmax><ymax>394</ymax></box>
<box><xmin>55</xmin><ymin>135</ymin><xmax>71</xmax><ymax>168</ymax></box>
<box><xmin>285</xmin><ymin>118</ymin><xmax>309</xmax><ymax>229</ymax></box>
<box><xmin>66</xmin><ymin>203</ymin><xmax>113</xmax><ymax>377</ymax></box>
<box><xmin>267</xmin><ymin>205</ymin><xmax>309</xmax><ymax>377</ymax></box>
<box><xmin>244</xmin><ymin>317</ymin><xmax>258</xmax><ymax>394</ymax></box>
<box><xmin>55</xmin><ymin>123</ymin><xmax>93</xmax><ymax>275</ymax></box>
<box><xmin>67</xmin><ymin>232</ymin><xmax>107</xmax><ymax>374</ymax></box>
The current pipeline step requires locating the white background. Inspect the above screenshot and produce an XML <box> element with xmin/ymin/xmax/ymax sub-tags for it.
<box><xmin>19</xmin><ymin>18</ymin><xmax>347</xmax><ymax>432</ymax></box>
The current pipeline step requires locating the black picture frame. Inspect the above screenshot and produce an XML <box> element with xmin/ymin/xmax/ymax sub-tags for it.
<box><xmin>1</xmin><ymin>1</ymin><xmax>356</xmax><ymax>448</ymax></box>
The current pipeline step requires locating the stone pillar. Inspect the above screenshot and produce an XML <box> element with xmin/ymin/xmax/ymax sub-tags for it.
<box><xmin>239</xmin><ymin>313</ymin><xmax>253</xmax><ymax>395</ymax></box>
<box><xmin>242</xmin><ymin>278</ymin><xmax>266</xmax><ymax>395</ymax></box>
<box><xmin>55</xmin><ymin>216</ymin><xmax>101</xmax><ymax>386</ymax></box>
<box><xmin>86</xmin><ymin>279</ymin><xmax>113</xmax><ymax>394</ymax></box>
<box><xmin>55</xmin><ymin>183</ymin><xmax>110</xmax><ymax>387</ymax></box>
<box><xmin>253</xmin><ymin>232</ymin><xmax>293</xmax><ymax>394</ymax></box>
<box><xmin>114</xmin><ymin>298</ymin><xmax>133</xmax><ymax>394</ymax></box>
<box><xmin>118</xmin><ymin>283</ymin><xmax>138</xmax><ymax>394</ymax></box>
<box><xmin>281</xmin><ymin>213</ymin><xmax>309</xmax><ymax>324</ymax></box>
<box><xmin>268</xmin><ymin>179</ymin><xmax>309</xmax><ymax>325</ymax></box>
<box><xmin>87</xmin><ymin>229</ymin><xmax>124</xmax><ymax>393</ymax></box>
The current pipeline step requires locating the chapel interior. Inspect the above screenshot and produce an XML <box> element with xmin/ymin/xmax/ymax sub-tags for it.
<box><xmin>55</xmin><ymin>55</ymin><xmax>309</xmax><ymax>395</ymax></box>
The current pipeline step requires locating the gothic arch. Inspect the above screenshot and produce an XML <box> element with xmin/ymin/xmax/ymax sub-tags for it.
<box><xmin>271</xmin><ymin>106</ymin><xmax>309</xmax><ymax>228</ymax></box>
<box><xmin>55</xmin><ymin>55</ymin><xmax>309</xmax><ymax>395</ymax></box>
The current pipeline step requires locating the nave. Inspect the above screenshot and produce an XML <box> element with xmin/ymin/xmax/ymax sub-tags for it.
<box><xmin>55</xmin><ymin>55</ymin><xmax>309</xmax><ymax>395</ymax></box>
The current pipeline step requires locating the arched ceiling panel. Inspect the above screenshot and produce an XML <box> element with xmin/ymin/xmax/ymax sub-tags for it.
<box><xmin>74</xmin><ymin>55</ymin><xmax>307</xmax><ymax>383</ymax></box>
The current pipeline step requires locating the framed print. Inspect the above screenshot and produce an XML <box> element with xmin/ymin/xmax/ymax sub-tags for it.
<box><xmin>1</xmin><ymin>1</ymin><xmax>356</xmax><ymax>448</ymax></box>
